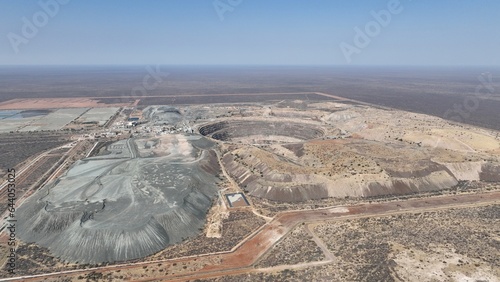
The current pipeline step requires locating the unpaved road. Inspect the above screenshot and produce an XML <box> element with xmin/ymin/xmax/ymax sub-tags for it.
<box><xmin>0</xmin><ymin>91</ymin><xmax>358</xmax><ymax>110</ymax></box>
<box><xmin>1</xmin><ymin>191</ymin><xmax>499</xmax><ymax>282</ymax></box>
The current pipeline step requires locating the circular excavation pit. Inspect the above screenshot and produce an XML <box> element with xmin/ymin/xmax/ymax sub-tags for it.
<box><xmin>199</xmin><ymin>120</ymin><xmax>324</xmax><ymax>144</ymax></box>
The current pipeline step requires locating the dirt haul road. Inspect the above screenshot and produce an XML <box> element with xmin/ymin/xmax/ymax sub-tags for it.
<box><xmin>1</xmin><ymin>191</ymin><xmax>499</xmax><ymax>282</ymax></box>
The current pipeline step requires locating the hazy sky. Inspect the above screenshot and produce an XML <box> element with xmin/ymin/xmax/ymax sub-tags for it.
<box><xmin>1</xmin><ymin>0</ymin><xmax>499</xmax><ymax>66</ymax></box>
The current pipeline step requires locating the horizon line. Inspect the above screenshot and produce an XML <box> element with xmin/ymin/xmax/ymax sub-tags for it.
<box><xmin>1</xmin><ymin>64</ymin><xmax>499</xmax><ymax>68</ymax></box>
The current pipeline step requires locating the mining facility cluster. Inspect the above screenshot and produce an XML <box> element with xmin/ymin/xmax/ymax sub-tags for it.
<box><xmin>1</xmin><ymin>96</ymin><xmax>499</xmax><ymax>281</ymax></box>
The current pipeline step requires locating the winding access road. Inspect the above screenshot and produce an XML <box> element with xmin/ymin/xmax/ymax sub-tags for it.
<box><xmin>1</xmin><ymin>190</ymin><xmax>499</xmax><ymax>282</ymax></box>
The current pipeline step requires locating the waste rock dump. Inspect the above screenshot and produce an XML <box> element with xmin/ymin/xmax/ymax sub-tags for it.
<box><xmin>17</xmin><ymin>135</ymin><xmax>220</xmax><ymax>263</ymax></box>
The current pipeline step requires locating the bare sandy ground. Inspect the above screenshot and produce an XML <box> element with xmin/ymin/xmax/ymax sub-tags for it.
<box><xmin>5</xmin><ymin>191</ymin><xmax>499</xmax><ymax>282</ymax></box>
<box><xmin>0</xmin><ymin>98</ymin><xmax>129</xmax><ymax>110</ymax></box>
<box><xmin>393</xmin><ymin>243</ymin><xmax>499</xmax><ymax>282</ymax></box>
<box><xmin>0</xmin><ymin>92</ymin><xmax>338</xmax><ymax>110</ymax></box>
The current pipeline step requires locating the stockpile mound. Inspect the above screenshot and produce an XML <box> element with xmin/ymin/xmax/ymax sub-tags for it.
<box><xmin>144</xmin><ymin>106</ymin><xmax>183</xmax><ymax>125</ymax></box>
<box><xmin>17</xmin><ymin>135</ymin><xmax>220</xmax><ymax>263</ymax></box>
<box><xmin>222</xmin><ymin>138</ymin><xmax>499</xmax><ymax>202</ymax></box>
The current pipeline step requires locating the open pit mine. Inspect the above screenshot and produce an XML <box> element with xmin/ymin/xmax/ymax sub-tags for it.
<box><xmin>197</xmin><ymin>100</ymin><xmax>500</xmax><ymax>202</ymax></box>
<box><xmin>15</xmin><ymin>100</ymin><xmax>500</xmax><ymax>264</ymax></box>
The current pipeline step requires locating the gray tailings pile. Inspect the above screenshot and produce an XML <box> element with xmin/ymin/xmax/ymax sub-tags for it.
<box><xmin>16</xmin><ymin>135</ymin><xmax>220</xmax><ymax>264</ymax></box>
